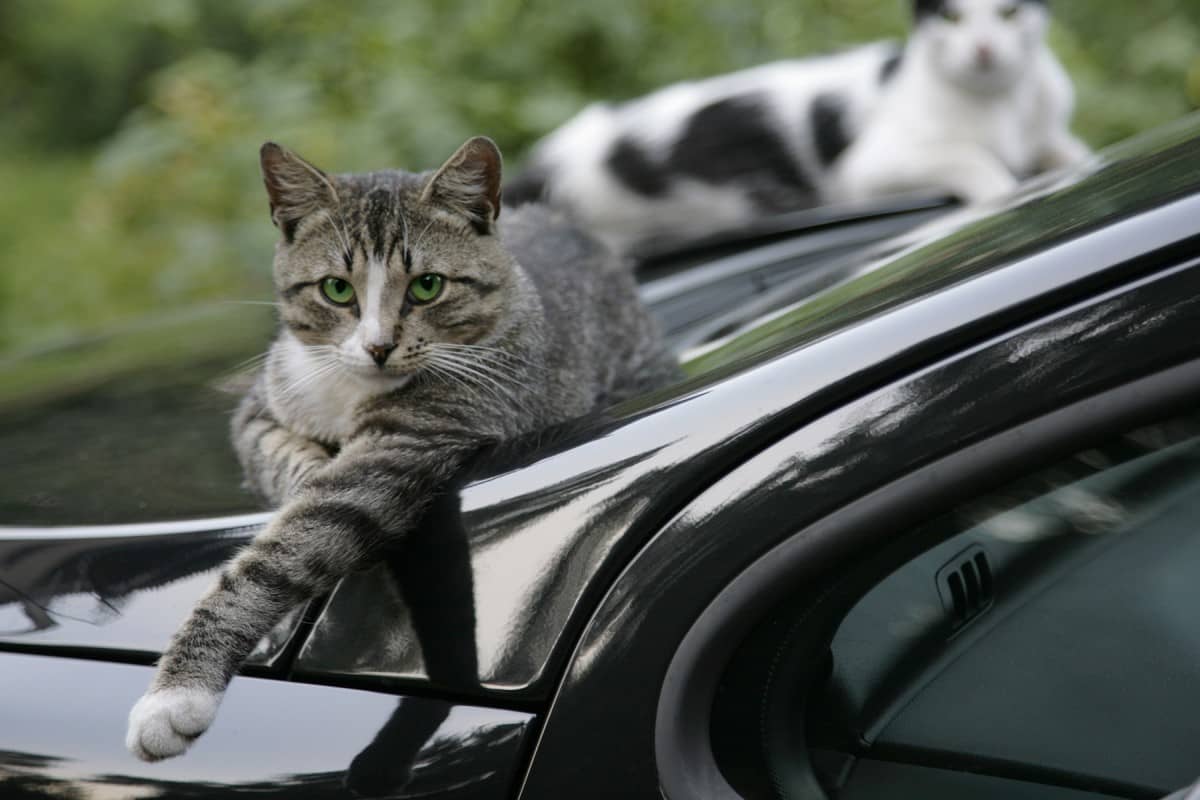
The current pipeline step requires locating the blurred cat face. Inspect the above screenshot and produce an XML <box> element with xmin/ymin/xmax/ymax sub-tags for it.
<box><xmin>261</xmin><ymin>138</ymin><xmax>512</xmax><ymax>391</ymax></box>
<box><xmin>914</xmin><ymin>0</ymin><xmax>1049</xmax><ymax>93</ymax></box>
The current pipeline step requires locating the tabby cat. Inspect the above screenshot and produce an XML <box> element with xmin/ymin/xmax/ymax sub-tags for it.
<box><xmin>508</xmin><ymin>0</ymin><xmax>1089</xmax><ymax>254</ymax></box>
<box><xmin>126</xmin><ymin>136</ymin><xmax>679</xmax><ymax>761</ymax></box>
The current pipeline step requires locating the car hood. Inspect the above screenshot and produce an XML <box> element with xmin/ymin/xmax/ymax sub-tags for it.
<box><xmin>7</xmin><ymin>115</ymin><xmax>1198</xmax><ymax>528</ymax></box>
<box><xmin>0</xmin><ymin>306</ymin><xmax>275</xmax><ymax>526</ymax></box>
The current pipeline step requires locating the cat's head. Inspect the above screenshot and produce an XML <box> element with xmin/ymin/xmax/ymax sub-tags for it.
<box><xmin>261</xmin><ymin>136</ymin><xmax>521</xmax><ymax>391</ymax></box>
<box><xmin>911</xmin><ymin>0</ymin><xmax>1050</xmax><ymax>93</ymax></box>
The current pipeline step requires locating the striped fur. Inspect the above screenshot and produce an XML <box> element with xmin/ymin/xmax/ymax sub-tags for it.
<box><xmin>127</xmin><ymin>137</ymin><xmax>679</xmax><ymax>761</ymax></box>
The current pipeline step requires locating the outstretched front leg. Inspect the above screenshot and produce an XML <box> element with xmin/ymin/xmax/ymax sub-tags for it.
<box><xmin>126</xmin><ymin>425</ymin><xmax>481</xmax><ymax>761</ymax></box>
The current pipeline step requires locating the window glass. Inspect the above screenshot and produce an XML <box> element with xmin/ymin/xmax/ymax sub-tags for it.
<box><xmin>738</xmin><ymin>414</ymin><xmax>1200</xmax><ymax>799</ymax></box>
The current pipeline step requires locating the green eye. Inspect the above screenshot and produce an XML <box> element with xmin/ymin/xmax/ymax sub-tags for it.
<box><xmin>940</xmin><ymin>7</ymin><xmax>962</xmax><ymax>22</ymax></box>
<box><xmin>321</xmin><ymin>277</ymin><xmax>356</xmax><ymax>305</ymax></box>
<box><xmin>408</xmin><ymin>273</ymin><xmax>444</xmax><ymax>304</ymax></box>
<box><xmin>998</xmin><ymin>4</ymin><xmax>1018</xmax><ymax>19</ymax></box>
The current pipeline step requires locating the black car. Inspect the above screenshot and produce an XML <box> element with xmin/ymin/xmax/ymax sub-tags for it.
<box><xmin>2</xmin><ymin>113</ymin><xmax>1200</xmax><ymax>800</ymax></box>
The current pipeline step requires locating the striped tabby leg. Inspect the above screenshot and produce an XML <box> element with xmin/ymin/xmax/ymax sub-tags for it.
<box><xmin>126</xmin><ymin>437</ymin><xmax>475</xmax><ymax>760</ymax></box>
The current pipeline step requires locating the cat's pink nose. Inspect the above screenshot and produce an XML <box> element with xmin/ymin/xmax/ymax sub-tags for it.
<box><xmin>365</xmin><ymin>343</ymin><xmax>396</xmax><ymax>367</ymax></box>
<box><xmin>976</xmin><ymin>43</ymin><xmax>994</xmax><ymax>68</ymax></box>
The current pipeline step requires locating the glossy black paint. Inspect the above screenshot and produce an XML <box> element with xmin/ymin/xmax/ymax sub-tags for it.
<box><xmin>643</xmin><ymin>204</ymin><xmax>948</xmax><ymax>352</ymax></box>
<box><xmin>0</xmin><ymin>516</ymin><xmax>311</xmax><ymax>667</ymax></box>
<box><xmin>636</xmin><ymin>193</ymin><xmax>951</xmax><ymax>271</ymax></box>
<box><xmin>298</xmin><ymin>116</ymin><xmax>1200</xmax><ymax>702</ymax></box>
<box><xmin>0</xmin><ymin>114</ymin><xmax>1197</xmax><ymax>799</ymax></box>
<box><xmin>518</xmin><ymin>260</ymin><xmax>1200</xmax><ymax>798</ymax></box>
<box><xmin>0</xmin><ymin>651</ymin><xmax>533</xmax><ymax>798</ymax></box>
<box><xmin>0</xmin><ymin>306</ymin><xmax>273</xmax><ymax>526</ymax></box>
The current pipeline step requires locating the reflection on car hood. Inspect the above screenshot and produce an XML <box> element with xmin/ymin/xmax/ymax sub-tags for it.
<box><xmin>0</xmin><ymin>307</ymin><xmax>274</xmax><ymax>526</ymax></box>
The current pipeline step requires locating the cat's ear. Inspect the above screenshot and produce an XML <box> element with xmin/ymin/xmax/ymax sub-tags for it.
<box><xmin>260</xmin><ymin>142</ymin><xmax>338</xmax><ymax>242</ymax></box>
<box><xmin>421</xmin><ymin>136</ymin><xmax>503</xmax><ymax>233</ymax></box>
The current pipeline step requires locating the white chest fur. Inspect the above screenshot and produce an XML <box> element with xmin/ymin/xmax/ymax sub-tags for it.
<box><xmin>266</xmin><ymin>333</ymin><xmax>403</xmax><ymax>444</ymax></box>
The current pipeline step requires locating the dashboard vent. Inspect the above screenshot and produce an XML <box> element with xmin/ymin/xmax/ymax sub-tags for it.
<box><xmin>937</xmin><ymin>545</ymin><xmax>993</xmax><ymax>630</ymax></box>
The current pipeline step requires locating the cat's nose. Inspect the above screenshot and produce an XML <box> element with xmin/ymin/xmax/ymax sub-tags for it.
<box><xmin>365</xmin><ymin>343</ymin><xmax>396</xmax><ymax>367</ymax></box>
<box><xmin>975</xmin><ymin>43</ymin><xmax>994</xmax><ymax>68</ymax></box>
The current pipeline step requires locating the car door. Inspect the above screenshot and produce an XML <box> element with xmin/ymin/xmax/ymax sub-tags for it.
<box><xmin>516</xmin><ymin>249</ymin><xmax>1200</xmax><ymax>798</ymax></box>
<box><xmin>0</xmin><ymin>648</ymin><xmax>532</xmax><ymax>798</ymax></box>
<box><xmin>0</xmin><ymin>518</ymin><xmax>534</xmax><ymax>799</ymax></box>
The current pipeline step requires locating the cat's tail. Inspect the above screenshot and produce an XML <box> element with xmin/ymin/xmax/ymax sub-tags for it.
<box><xmin>503</xmin><ymin>163</ymin><xmax>549</xmax><ymax>207</ymax></box>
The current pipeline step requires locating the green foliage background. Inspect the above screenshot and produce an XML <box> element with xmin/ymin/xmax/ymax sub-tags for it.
<box><xmin>1</xmin><ymin>0</ymin><xmax>1197</xmax><ymax>354</ymax></box>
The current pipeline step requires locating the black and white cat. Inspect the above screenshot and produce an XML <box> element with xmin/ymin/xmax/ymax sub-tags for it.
<box><xmin>507</xmin><ymin>0</ymin><xmax>1090</xmax><ymax>254</ymax></box>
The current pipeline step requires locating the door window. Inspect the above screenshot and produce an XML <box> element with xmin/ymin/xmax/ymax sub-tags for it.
<box><xmin>718</xmin><ymin>413</ymin><xmax>1200</xmax><ymax>799</ymax></box>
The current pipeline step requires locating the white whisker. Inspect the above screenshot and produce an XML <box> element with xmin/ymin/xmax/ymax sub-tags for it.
<box><xmin>432</xmin><ymin>342</ymin><xmax>544</xmax><ymax>371</ymax></box>
<box><xmin>426</xmin><ymin>355</ymin><xmax>521</xmax><ymax>412</ymax></box>
<box><xmin>428</xmin><ymin>349</ymin><xmax>529</xmax><ymax>385</ymax></box>
<box><xmin>220</xmin><ymin>300</ymin><xmax>282</xmax><ymax>308</ymax></box>
<box><xmin>397</xmin><ymin>191</ymin><xmax>412</xmax><ymax>263</ymax></box>
<box><xmin>423</xmin><ymin>361</ymin><xmax>480</xmax><ymax>399</ymax></box>
<box><xmin>426</xmin><ymin>353</ymin><xmax>514</xmax><ymax>385</ymax></box>
<box><xmin>413</xmin><ymin>219</ymin><xmax>437</xmax><ymax>256</ymax></box>
<box><xmin>275</xmin><ymin>355</ymin><xmax>343</xmax><ymax>403</ymax></box>
<box><xmin>228</xmin><ymin>351</ymin><xmax>273</xmax><ymax>373</ymax></box>
<box><xmin>427</xmin><ymin>351</ymin><xmax>537</xmax><ymax>415</ymax></box>
<box><xmin>327</xmin><ymin>206</ymin><xmax>355</xmax><ymax>263</ymax></box>
<box><xmin>276</xmin><ymin>365</ymin><xmax>328</xmax><ymax>400</ymax></box>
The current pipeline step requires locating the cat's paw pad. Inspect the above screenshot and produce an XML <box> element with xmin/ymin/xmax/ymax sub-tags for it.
<box><xmin>126</xmin><ymin>687</ymin><xmax>222</xmax><ymax>762</ymax></box>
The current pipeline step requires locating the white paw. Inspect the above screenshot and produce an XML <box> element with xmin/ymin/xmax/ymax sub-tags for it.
<box><xmin>126</xmin><ymin>687</ymin><xmax>223</xmax><ymax>762</ymax></box>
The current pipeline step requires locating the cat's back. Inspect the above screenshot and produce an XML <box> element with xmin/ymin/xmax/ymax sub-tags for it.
<box><xmin>498</xmin><ymin>203</ymin><xmax>638</xmax><ymax>322</ymax></box>
<box><xmin>511</xmin><ymin>42</ymin><xmax>899</xmax><ymax>253</ymax></box>
<box><xmin>535</xmin><ymin>41</ymin><xmax>896</xmax><ymax>162</ymax></box>
<box><xmin>498</xmin><ymin>204</ymin><xmax>678</xmax><ymax>403</ymax></box>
